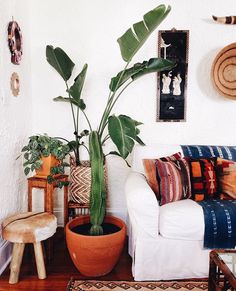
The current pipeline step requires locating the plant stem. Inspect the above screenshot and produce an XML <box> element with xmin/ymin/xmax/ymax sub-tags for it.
<box><xmin>106</xmin><ymin>80</ymin><xmax>134</xmax><ymax>117</ymax></box>
<box><xmin>66</xmin><ymin>82</ymin><xmax>77</xmax><ymax>134</ymax></box>
<box><xmin>81</xmin><ymin>143</ymin><xmax>90</xmax><ymax>155</ymax></box>
<box><xmin>101</xmin><ymin>134</ymin><xmax>110</xmax><ymax>145</ymax></box>
<box><xmin>81</xmin><ymin>110</ymin><xmax>93</xmax><ymax>132</ymax></box>
<box><xmin>65</xmin><ymin>82</ymin><xmax>80</xmax><ymax>165</ymax></box>
<box><xmin>98</xmin><ymin>62</ymin><xmax>130</xmax><ymax>137</ymax></box>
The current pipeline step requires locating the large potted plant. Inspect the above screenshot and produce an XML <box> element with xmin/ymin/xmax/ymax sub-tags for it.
<box><xmin>46</xmin><ymin>4</ymin><xmax>174</xmax><ymax>276</ymax></box>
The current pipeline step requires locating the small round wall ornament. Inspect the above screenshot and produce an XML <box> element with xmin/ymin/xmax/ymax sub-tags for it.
<box><xmin>10</xmin><ymin>72</ymin><xmax>20</xmax><ymax>96</ymax></box>
<box><xmin>8</xmin><ymin>20</ymin><xmax>23</xmax><ymax>65</ymax></box>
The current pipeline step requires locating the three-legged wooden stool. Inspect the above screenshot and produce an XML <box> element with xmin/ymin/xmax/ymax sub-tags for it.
<box><xmin>2</xmin><ymin>212</ymin><xmax>57</xmax><ymax>284</ymax></box>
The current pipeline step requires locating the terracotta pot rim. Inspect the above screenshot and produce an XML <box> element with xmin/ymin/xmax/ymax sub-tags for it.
<box><xmin>65</xmin><ymin>215</ymin><xmax>126</xmax><ymax>238</ymax></box>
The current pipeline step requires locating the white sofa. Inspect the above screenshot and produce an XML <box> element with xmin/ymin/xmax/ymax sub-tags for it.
<box><xmin>125</xmin><ymin>144</ymin><xmax>211</xmax><ymax>281</ymax></box>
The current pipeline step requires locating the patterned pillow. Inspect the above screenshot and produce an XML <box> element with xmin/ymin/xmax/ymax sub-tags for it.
<box><xmin>188</xmin><ymin>158</ymin><xmax>218</xmax><ymax>201</ymax></box>
<box><xmin>216</xmin><ymin>158</ymin><xmax>236</xmax><ymax>199</ymax></box>
<box><xmin>156</xmin><ymin>156</ymin><xmax>191</xmax><ymax>205</ymax></box>
<box><xmin>143</xmin><ymin>153</ymin><xmax>182</xmax><ymax>200</ymax></box>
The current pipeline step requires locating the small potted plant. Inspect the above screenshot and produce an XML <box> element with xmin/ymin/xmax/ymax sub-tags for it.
<box><xmin>46</xmin><ymin>4</ymin><xmax>174</xmax><ymax>276</ymax></box>
<box><xmin>21</xmin><ymin>134</ymin><xmax>70</xmax><ymax>185</ymax></box>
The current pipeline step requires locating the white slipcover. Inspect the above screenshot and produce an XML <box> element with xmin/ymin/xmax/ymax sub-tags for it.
<box><xmin>125</xmin><ymin>144</ymin><xmax>211</xmax><ymax>281</ymax></box>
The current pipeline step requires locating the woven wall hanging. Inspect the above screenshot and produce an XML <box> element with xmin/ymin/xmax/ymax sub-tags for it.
<box><xmin>8</xmin><ymin>21</ymin><xmax>23</xmax><ymax>65</ymax></box>
<box><xmin>212</xmin><ymin>42</ymin><xmax>236</xmax><ymax>100</ymax></box>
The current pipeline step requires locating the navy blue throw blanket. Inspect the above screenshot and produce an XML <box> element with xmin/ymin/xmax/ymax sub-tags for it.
<box><xmin>181</xmin><ymin>145</ymin><xmax>236</xmax><ymax>161</ymax></box>
<box><xmin>198</xmin><ymin>199</ymin><xmax>236</xmax><ymax>249</ymax></box>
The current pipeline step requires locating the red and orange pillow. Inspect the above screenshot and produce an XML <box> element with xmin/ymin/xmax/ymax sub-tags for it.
<box><xmin>216</xmin><ymin>158</ymin><xmax>236</xmax><ymax>200</ymax></box>
<box><xmin>187</xmin><ymin>158</ymin><xmax>218</xmax><ymax>201</ymax></box>
<box><xmin>143</xmin><ymin>153</ymin><xmax>191</xmax><ymax>205</ymax></box>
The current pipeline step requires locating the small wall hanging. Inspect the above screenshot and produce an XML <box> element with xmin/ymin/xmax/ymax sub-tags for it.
<box><xmin>212</xmin><ymin>15</ymin><xmax>236</xmax><ymax>24</ymax></box>
<box><xmin>8</xmin><ymin>20</ymin><xmax>23</xmax><ymax>65</ymax></box>
<box><xmin>157</xmin><ymin>29</ymin><xmax>189</xmax><ymax>122</ymax></box>
<box><xmin>212</xmin><ymin>42</ymin><xmax>236</xmax><ymax>100</ymax></box>
<box><xmin>10</xmin><ymin>72</ymin><xmax>20</xmax><ymax>96</ymax></box>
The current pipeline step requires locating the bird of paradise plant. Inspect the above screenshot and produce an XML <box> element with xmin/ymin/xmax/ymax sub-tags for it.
<box><xmin>46</xmin><ymin>4</ymin><xmax>174</xmax><ymax>235</ymax></box>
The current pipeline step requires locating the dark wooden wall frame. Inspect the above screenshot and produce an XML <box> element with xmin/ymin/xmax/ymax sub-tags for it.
<box><xmin>157</xmin><ymin>29</ymin><xmax>189</xmax><ymax>122</ymax></box>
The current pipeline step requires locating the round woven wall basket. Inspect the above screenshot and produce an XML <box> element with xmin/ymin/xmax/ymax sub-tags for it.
<box><xmin>212</xmin><ymin>42</ymin><xmax>236</xmax><ymax>100</ymax></box>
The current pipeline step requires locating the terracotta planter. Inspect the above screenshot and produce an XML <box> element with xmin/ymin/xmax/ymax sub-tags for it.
<box><xmin>65</xmin><ymin>215</ymin><xmax>126</xmax><ymax>277</ymax></box>
<box><xmin>35</xmin><ymin>155</ymin><xmax>59</xmax><ymax>178</ymax></box>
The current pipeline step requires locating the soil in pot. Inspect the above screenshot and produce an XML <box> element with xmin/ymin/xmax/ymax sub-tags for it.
<box><xmin>72</xmin><ymin>222</ymin><xmax>120</xmax><ymax>235</ymax></box>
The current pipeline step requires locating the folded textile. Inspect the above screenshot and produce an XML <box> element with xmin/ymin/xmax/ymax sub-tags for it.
<box><xmin>198</xmin><ymin>199</ymin><xmax>236</xmax><ymax>249</ymax></box>
<box><xmin>181</xmin><ymin>145</ymin><xmax>236</xmax><ymax>161</ymax></box>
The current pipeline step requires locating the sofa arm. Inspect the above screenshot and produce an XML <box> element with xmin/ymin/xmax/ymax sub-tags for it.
<box><xmin>125</xmin><ymin>171</ymin><xmax>159</xmax><ymax>239</ymax></box>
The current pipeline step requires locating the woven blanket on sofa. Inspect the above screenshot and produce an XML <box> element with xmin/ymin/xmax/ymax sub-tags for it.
<box><xmin>198</xmin><ymin>199</ymin><xmax>236</xmax><ymax>249</ymax></box>
<box><xmin>181</xmin><ymin>145</ymin><xmax>236</xmax><ymax>161</ymax></box>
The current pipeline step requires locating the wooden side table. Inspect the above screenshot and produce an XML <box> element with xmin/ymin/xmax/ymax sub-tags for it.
<box><xmin>68</xmin><ymin>201</ymin><xmax>90</xmax><ymax>220</ymax></box>
<box><xmin>208</xmin><ymin>249</ymin><xmax>236</xmax><ymax>291</ymax></box>
<box><xmin>27</xmin><ymin>175</ymin><xmax>69</xmax><ymax>227</ymax></box>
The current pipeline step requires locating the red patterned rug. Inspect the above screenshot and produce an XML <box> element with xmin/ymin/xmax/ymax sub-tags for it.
<box><xmin>67</xmin><ymin>279</ymin><xmax>208</xmax><ymax>291</ymax></box>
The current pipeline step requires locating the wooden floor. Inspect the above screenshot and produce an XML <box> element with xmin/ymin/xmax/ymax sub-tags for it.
<box><xmin>0</xmin><ymin>228</ymin><xmax>133</xmax><ymax>291</ymax></box>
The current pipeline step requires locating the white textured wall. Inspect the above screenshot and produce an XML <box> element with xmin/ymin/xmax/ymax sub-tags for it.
<box><xmin>0</xmin><ymin>0</ymin><xmax>32</xmax><ymax>274</ymax></box>
<box><xmin>28</xmin><ymin>0</ymin><xmax>236</xmax><ymax>223</ymax></box>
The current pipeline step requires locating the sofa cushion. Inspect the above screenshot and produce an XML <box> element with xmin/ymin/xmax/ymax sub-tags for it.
<box><xmin>217</xmin><ymin>158</ymin><xmax>236</xmax><ymax>199</ymax></box>
<box><xmin>188</xmin><ymin>158</ymin><xmax>218</xmax><ymax>201</ymax></box>
<box><xmin>156</xmin><ymin>156</ymin><xmax>191</xmax><ymax>205</ymax></box>
<box><xmin>159</xmin><ymin>199</ymin><xmax>204</xmax><ymax>240</ymax></box>
<box><xmin>143</xmin><ymin>152</ymin><xmax>182</xmax><ymax>200</ymax></box>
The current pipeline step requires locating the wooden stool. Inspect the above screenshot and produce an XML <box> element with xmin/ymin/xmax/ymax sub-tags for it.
<box><xmin>27</xmin><ymin>175</ymin><xmax>69</xmax><ymax>226</ymax></box>
<box><xmin>2</xmin><ymin>212</ymin><xmax>57</xmax><ymax>284</ymax></box>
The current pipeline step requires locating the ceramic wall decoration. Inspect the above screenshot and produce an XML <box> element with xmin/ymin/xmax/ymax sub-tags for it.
<box><xmin>157</xmin><ymin>29</ymin><xmax>189</xmax><ymax>122</ymax></box>
<box><xmin>8</xmin><ymin>21</ymin><xmax>23</xmax><ymax>65</ymax></box>
<box><xmin>10</xmin><ymin>72</ymin><xmax>20</xmax><ymax>96</ymax></box>
<box><xmin>212</xmin><ymin>42</ymin><xmax>236</xmax><ymax>100</ymax></box>
<box><xmin>212</xmin><ymin>15</ymin><xmax>236</xmax><ymax>24</ymax></box>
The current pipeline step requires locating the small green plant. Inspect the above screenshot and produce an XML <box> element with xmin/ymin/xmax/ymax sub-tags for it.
<box><xmin>21</xmin><ymin>134</ymin><xmax>70</xmax><ymax>185</ymax></box>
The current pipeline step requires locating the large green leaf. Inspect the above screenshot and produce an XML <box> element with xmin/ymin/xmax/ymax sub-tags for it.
<box><xmin>89</xmin><ymin>131</ymin><xmax>106</xmax><ymax>235</ymax></box>
<box><xmin>53</xmin><ymin>96</ymin><xmax>86</xmax><ymax>110</ymax></box>
<box><xmin>68</xmin><ymin>64</ymin><xmax>88</xmax><ymax>101</ymax></box>
<box><xmin>109</xmin><ymin>58</ymin><xmax>174</xmax><ymax>91</ymax></box>
<box><xmin>117</xmin><ymin>4</ymin><xmax>171</xmax><ymax>62</ymax></box>
<box><xmin>46</xmin><ymin>45</ymin><xmax>75</xmax><ymax>81</ymax></box>
<box><xmin>108</xmin><ymin>115</ymin><xmax>143</xmax><ymax>159</ymax></box>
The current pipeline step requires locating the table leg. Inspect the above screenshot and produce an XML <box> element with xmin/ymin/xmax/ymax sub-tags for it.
<box><xmin>46</xmin><ymin>183</ymin><xmax>54</xmax><ymax>213</ymax></box>
<box><xmin>64</xmin><ymin>184</ymin><xmax>69</xmax><ymax>227</ymax></box>
<box><xmin>28</xmin><ymin>182</ymin><xmax>33</xmax><ymax>211</ymax></box>
<box><xmin>208</xmin><ymin>256</ymin><xmax>217</xmax><ymax>291</ymax></box>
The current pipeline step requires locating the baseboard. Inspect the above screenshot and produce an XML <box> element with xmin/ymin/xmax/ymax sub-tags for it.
<box><xmin>0</xmin><ymin>240</ymin><xmax>12</xmax><ymax>275</ymax></box>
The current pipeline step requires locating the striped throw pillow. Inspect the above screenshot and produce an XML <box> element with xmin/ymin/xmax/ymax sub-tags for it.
<box><xmin>156</xmin><ymin>156</ymin><xmax>191</xmax><ymax>205</ymax></box>
<box><xmin>143</xmin><ymin>152</ymin><xmax>182</xmax><ymax>200</ymax></box>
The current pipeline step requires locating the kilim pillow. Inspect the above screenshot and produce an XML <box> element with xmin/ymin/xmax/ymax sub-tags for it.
<box><xmin>188</xmin><ymin>158</ymin><xmax>218</xmax><ymax>201</ymax></box>
<box><xmin>154</xmin><ymin>154</ymin><xmax>191</xmax><ymax>205</ymax></box>
<box><xmin>143</xmin><ymin>152</ymin><xmax>182</xmax><ymax>200</ymax></box>
<box><xmin>216</xmin><ymin>158</ymin><xmax>236</xmax><ymax>199</ymax></box>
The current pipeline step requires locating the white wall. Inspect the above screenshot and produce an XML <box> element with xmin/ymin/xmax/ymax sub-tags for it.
<box><xmin>28</xmin><ymin>1</ymin><xmax>236</xmax><ymax>222</ymax></box>
<box><xmin>0</xmin><ymin>0</ymin><xmax>235</xmax><ymax>274</ymax></box>
<box><xmin>0</xmin><ymin>0</ymin><xmax>32</xmax><ymax>274</ymax></box>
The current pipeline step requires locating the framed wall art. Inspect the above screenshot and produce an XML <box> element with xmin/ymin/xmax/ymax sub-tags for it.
<box><xmin>157</xmin><ymin>29</ymin><xmax>189</xmax><ymax>122</ymax></box>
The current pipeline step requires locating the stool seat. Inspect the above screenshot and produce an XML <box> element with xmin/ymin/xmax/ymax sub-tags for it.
<box><xmin>2</xmin><ymin>212</ymin><xmax>57</xmax><ymax>243</ymax></box>
<box><xmin>2</xmin><ymin>212</ymin><xmax>57</xmax><ymax>284</ymax></box>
